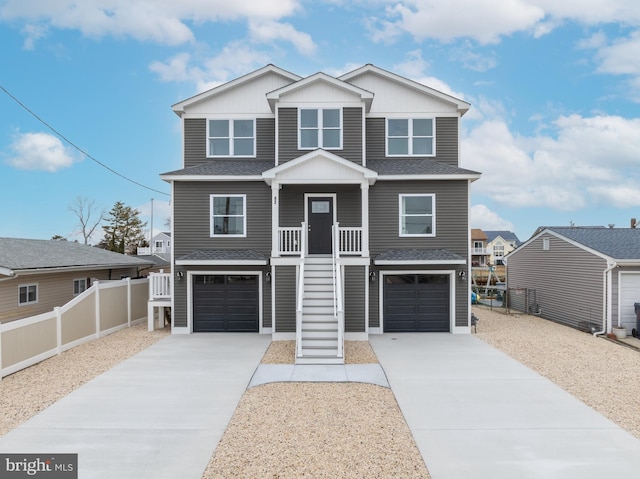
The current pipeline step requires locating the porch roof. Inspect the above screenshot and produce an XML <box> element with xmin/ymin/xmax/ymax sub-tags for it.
<box><xmin>161</xmin><ymin>160</ymin><xmax>272</xmax><ymax>180</ymax></box>
<box><xmin>374</xmin><ymin>248</ymin><xmax>466</xmax><ymax>265</ymax></box>
<box><xmin>368</xmin><ymin>158</ymin><xmax>480</xmax><ymax>179</ymax></box>
<box><xmin>176</xmin><ymin>249</ymin><xmax>268</xmax><ymax>265</ymax></box>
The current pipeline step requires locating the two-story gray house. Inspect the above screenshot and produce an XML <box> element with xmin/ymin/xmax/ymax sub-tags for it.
<box><xmin>161</xmin><ymin>64</ymin><xmax>480</xmax><ymax>363</ymax></box>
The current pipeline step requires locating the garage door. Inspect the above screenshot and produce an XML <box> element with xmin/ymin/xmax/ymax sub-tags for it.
<box><xmin>383</xmin><ymin>274</ymin><xmax>450</xmax><ymax>332</ymax></box>
<box><xmin>619</xmin><ymin>273</ymin><xmax>640</xmax><ymax>331</ymax></box>
<box><xmin>193</xmin><ymin>275</ymin><xmax>259</xmax><ymax>332</ymax></box>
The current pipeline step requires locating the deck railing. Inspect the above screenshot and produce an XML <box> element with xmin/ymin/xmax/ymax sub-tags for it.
<box><xmin>149</xmin><ymin>272</ymin><xmax>171</xmax><ymax>299</ymax></box>
<box><xmin>332</xmin><ymin>223</ymin><xmax>344</xmax><ymax>359</ymax></box>
<box><xmin>295</xmin><ymin>222</ymin><xmax>307</xmax><ymax>358</ymax></box>
<box><xmin>278</xmin><ymin>225</ymin><xmax>362</xmax><ymax>255</ymax></box>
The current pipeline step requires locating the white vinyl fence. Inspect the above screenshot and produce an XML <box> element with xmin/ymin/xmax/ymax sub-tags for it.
<box><xmin>0</xmin><ymin>277</ymin><xmax>148</xmax><ymax>380</ymax></box>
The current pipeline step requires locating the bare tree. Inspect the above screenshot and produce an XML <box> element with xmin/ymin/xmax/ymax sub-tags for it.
<box><xmin>69</xmin><ymin>196</ymin><xmax>104</xmax><ymax>245</ymax></box>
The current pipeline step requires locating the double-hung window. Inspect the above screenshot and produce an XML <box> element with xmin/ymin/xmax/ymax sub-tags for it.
<box><xmin>210</xmin><ymin>195</ymin><xmax>246</xmax><ymax>237</ymax></box>
<box><xmin>299</xmin><ymin>108</ymin><xmax>342</xmax><ymax>149</ymax></box>
<box><xmin>73</xmin><ymin>278</ymin><xmax>88</xmax><ymax>295</ymax></box>
<box><xmin>208</xmin><ymin>119</ymin><xmax>255</xmax><ymax>157</ymax></box>
<box><xmin>19</xmin><ymin>284</ymin><xmax>38</xmax><ymax>305</ymax></box>
<box><xmin>387</xmin><ymin>118</ymin><xmax>435</xmax><ymax>156</ymax></box>
<box><xmin>399</xmin><ymin>194</ymin><xmax>435</xmax><ymax>236</ymax></box>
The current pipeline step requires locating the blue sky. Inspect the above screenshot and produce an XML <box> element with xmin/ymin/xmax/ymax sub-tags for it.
<box><xmin>1</xmin><ymin>1</ymin><xmax>640</xmax><ymax>244</ymax></box>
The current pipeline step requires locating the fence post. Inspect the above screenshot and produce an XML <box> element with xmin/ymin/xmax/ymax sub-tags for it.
<box><xmin>55</xmin><ymin>306</ymin><xmax>62</xmax><ymax>355</ymax></box>
<box><xmin>95</xmin><ymin>280</ymin><xmax>101</xmax><ymax>338</ymax></box>
<box><xmin>126</xmin><ymin>277</ymin><xmax>132</xmax><ymax>328</ymax></box>
<box><xmin>0</xmin><ymin>323</ymin><xmax>3</xmax><ymax>381</ymax></box>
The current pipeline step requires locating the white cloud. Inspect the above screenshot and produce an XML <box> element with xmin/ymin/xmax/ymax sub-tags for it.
<box><xmin>0</xmin><ymin>0</ymin><xmax>302</xmax><ymax>47</ymax></box>
<box><xmin>594</xmin><ymin>31</ymin><xmax>640</xmax><ymax>75</ymax></box>
<box><xmin>471</xmin><ymin>204</ymin><xmax>515</xmax><ymax>231</ymax></box>
<box><xmin>462</xmin><ymin>113</ymin><xmax>640</xmax><ymax>211</ymax></box>
<box><xmin>393</xmin><ymin>50</ymin><xmax>467</xmax><ymax>100</ymax></box>
<box><xmin>6</xmin><ymin>132</ymin><xmax>79</xmax><ymax>172</ymax></box>
<box><xmin>248</xmin><ymin>19</ymin><xmax>317</xmax><ymax>56</ymax></box>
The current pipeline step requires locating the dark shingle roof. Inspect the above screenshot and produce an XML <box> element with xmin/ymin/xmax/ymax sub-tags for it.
<box><xmin>0</xmin><ymin>238</ymin><xmax>153</xmax><ymax>272</ymax></box>
<box><xmin>162</xmin><ymin>160</ymin><xmax>273</xmax><ymax>177</ymax></box>
<box><xmin>548</xmin><ymin>228</ymin><xmax>640</xmax><ymax>260</ymax></box>
<box><xmin>367</xmin><ymin>158</ymin><xmax>480</xmax><ymax>176</ymax></box>
<box><xmin>375</xmin><ymin>249</ymin><xmax>466</xmax><ymax>263</ymax></box>
<box><xmin>484</xmin><ymin>230</ymin><xmax>521</xmax><ymax>245</ymax></box>
<box><xmin>177</xmin><ymin>250</ymin><xmax>267</xmax><ymax>263</ymax></box>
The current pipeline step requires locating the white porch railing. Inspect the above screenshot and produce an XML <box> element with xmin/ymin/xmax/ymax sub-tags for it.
<box><xmin>278</xmin><ymin>225</ymin><xmax>362</xmax><ymax>255</ymax></box>
<box><xmin>137</xmin><ymin>245</ymin><xmax>169</xmax><ymax>255</ymax></box>
<box><xmin>472</xmin><ymin>247</ymin><xmax>490</xmax><ymax>255</ymax></box>
<box><xmin>149</xmin><ymin>272</ymin><xmax>171</xmax><ymax>299</ymax></box>
<box><xmin>332</xmin><ymin>223</ymin><xmax>344</xmax><ymax>359</ymax></box>
<box><xmin>295</xmin><ymin>222</ymin><xmax>306</xmax><ymax>358</ymax></box>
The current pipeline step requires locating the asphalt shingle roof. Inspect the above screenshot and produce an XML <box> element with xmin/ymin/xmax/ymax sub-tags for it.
<box><xmin>0</xmin><ymin>238</ymin><xmax>154</xmax><ymax>272</ymax></box>
<box><xmin>367</xmin><ymin>158</ymin><xmax>480</xmax><ymax>176</ymax></box>
<box><xmin>375</xmin><ymin>249</ymin><xmax>466</xmax><ymax>263</ymax></box>
<box><xmin>162</xmin><ymin>160</ymin><xmax>273</xmax><ymax>177</ymax></box>
<box><xmin>548</xmin><ymin>227</ymin><xmax>640</xmax><ymax>260</ymax></box>
<box><xmin>484</xmin><ymin>230</ymin><xmax>521</xmax><ymax>245</ymax></box>
<box><xmin>177</xmin><ymin>250</ymin><xmax>268</xmax><ymax>262</ymax></box>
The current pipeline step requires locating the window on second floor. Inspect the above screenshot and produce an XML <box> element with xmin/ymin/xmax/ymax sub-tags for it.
<box><xmin>387</xmin><ymin>118</ymin><xmax>435</xmax><ymax>156</ymax></box>
<box><xmin>493</xmin><ymin>244</ymin><xmax>505</xmax><ymax>258</ymax></box>
<box><xmin>19</xmin><ymin>283</ymin><xmax>38</xmax><ymax>305</ymax></box>
<box><xmin>473</xmin><ymin>241</ymin><xmax>485</xmax><ymax>253</ymax></box>
<box><xmin>208</xmin><ymin>119</ymin><xmax>255</xmax><ymax>157</ymax></box>
<box><xmin>299</xmin><ymin>108</ymin><xmax>342</xmax><ymax>149</ymax></box>
<box><xmin>210</xmin><ymin>195</ymin><xmax>246</xmax><ymax>237</ymax></box>
<box><xmin>399</xmin><ymin>194</ymin><xmax>435</xmax><ymax>237</ymax></box>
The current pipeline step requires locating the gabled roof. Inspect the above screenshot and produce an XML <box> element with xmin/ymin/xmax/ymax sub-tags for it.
<box><xmin>266</xmin><ymin>72</ymin><xmax>374</xmax><ymax>112</ymax></box>
<box><xmin>471</xmin><ymin>229</ymin><xmax>487</xmax><ymax>241</ymax></box>
<box><xmin>484</xmin><ymin>230</ymin><xmax>521</xmax><ymax>245</ymax></box>
<box><xmin>0</xmin><ymin>238</ymin><xmax>153</xmax><ymax>277</ymax></box>
<box><xmin>171</xmin><ymin>64</ymin><xmax>301</xmax><ymax>115</ymax></box>
<box><xmin>339</xmin><ymin>63</ymin><xmax>470</xmax><ymax>116</ymax></box>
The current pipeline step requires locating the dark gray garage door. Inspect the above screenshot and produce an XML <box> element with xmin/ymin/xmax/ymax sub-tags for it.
<box><xmin>193</xmin><ymin>275</ymin><xmax>259</xmax><ymax>332</ymax></box>
<box><xmin>383</xmin><ymin>274</ymin><xmax>450</xmax><ymax>332</ymax></box>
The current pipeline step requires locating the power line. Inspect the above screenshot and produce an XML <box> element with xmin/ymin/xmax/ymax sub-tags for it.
<box><xmin>0</xmin><ymin>83</ymin><xmax>170</xmax><ymax>197</ymax></box>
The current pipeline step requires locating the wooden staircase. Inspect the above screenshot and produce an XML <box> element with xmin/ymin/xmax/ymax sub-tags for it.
<box><xmin>296</xmin><ymin>257</ymin><xmax>344</xmax><ymax>365</ymax></box>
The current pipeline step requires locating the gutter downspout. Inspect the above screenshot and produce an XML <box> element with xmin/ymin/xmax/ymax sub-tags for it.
<box><xmin>593</xmin><ymin>261</ymin><xmax>617</xmax><ymax>336</ymax></box>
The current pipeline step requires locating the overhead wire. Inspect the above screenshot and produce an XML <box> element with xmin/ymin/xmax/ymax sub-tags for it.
<box><xmin>0</xmin><ymin>83</ymin><xmax>170</xmax><ymax>197</ymax></box>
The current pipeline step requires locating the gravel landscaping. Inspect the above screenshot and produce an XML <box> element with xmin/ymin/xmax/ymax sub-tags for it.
<box><xmin>2</xmin><ymin>307</ymin><xmax>640</xmax><ymax>478</ymax></box>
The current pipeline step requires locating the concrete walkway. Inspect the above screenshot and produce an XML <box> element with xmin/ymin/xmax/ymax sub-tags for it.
<box><xmin>370</xmin><ymin>333</ymin><xmax>640</xmax><ymax>479</ymax></box>
<box><xmin>0</xmin><ymin>334</ymin><xmax>270</xmax><ymax>479</ymax></box>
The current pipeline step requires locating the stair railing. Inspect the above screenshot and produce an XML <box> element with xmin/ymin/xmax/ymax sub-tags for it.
<box><xmin>332</xmin><ymin>222</ymin><xmax>345</xmax><ymax>358</ymax></box>
<box><xmin>295</xmin><ymin>221</ymin><xmax>306</xmax><ymax>358</ymax></box>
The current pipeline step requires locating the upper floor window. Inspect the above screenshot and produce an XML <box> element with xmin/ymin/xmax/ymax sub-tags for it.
<box><xmin>210</xmin><ymin>194</ymin><xmax>246</xmax><ymax>237</ymax></box>
<box><xmin>387</xmin><ymin>118</ymin><xmax>435</xmax><ymax>156</ymax></box>
<box><xmin>73</xmin><ymin>278</ymin><xmax>88</xmax><ymax>295</ymax></box>
<box><xmin>299</xmin><ymin>108</ymin><xmax>342</xmax><ymax>149</ymax></box>
<box><xmin>543</xmin><ymin>237</ymin><xmax>550</xmax><ymax>250</ymax></box>
<box><xmin>493</xmin><ymin>244</ymin><xmax>504</xmax><ymax>258</ymax></box>
<box><xmin>399</xmin><ymin>194</ymin><xmax>435</xmax><ymax>237</ymax></box>
<box><xmin>208</xmin><ymin>119</ymin><xmax>255</xmax><ymax>157</ymax></box>
<box><xmin>19</xmin><ymin>283</ymin><xmax>38</xmax><ymax>305</ymax></box>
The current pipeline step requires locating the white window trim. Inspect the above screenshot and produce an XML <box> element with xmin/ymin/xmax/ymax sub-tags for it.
<box><xmin>386</xmin><ymin>117</ymin><xmax>436</xmax><ymax>157</ymax></box>
<box><xmin>73</xmin><ymin>278</ymin><xmax>88</xmax><ymax>296</ymax></box>
<box><xmin>298</xmin><ymin>108</ymin><xmax>343</xmax><ymax>150</ymax></box>
<box><xmin>543</xmin><ymin>237</ymin><xmax>550</xmax><ymax>251</ymax></box>
<box><xmin>399</xmin><ymin>194</ymin><xmax>436</xmax><ymax>237</ymax></box>
<box><xmin>210</xmin><ymin>194</ymin><xmax>247</xmax><ymax>238</ymax></box>
<box><xmin>206</xmin><ymin>118</ymin><xmax>256</xmax><ymax>158</ymax></box>
<box><xmin>18</xmin><ymin>283</ymin><xmax>38</xmax><ymax>306</ymax></box>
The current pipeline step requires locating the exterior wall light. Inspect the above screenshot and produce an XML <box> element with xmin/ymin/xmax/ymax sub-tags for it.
<box><xmin>265</xmin><ymin>271</ymin><xmax>271</xmax><ymax>283</ymax></box>
<box><xmin>458</xmin><ymin>270</ymin><xmax>466</xmax><ymax>281</ymax></box>
<box><xmin>369</xmin><ymin>271</ymin><xmax>376</xmax><ymax>283</ymax></box>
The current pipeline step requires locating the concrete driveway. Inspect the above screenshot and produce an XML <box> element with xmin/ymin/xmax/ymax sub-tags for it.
<box><xmin>0</xmin><ymin>334</ymin><xmax>270</xmax><ymax>479</ymax></box>
<box><xmin>370</xmin><ymin>333</ymin><xmax>640</xmax><ymax>479</ymax></box>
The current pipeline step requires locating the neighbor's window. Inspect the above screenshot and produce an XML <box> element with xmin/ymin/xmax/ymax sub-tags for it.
<box><xmin>543</xmin><ymin>237</ymin><xmax>550</xmax><ymax>251</ymax></box>
<box><xmin>299</xmin><ymin>108</ymin><xmax>342</xmax><ymax>149</ymax></box>
<box><xmin>211</xmin><ymin>194</ymin><xmax>246</xmax><ymax>237</ymax></box>
<box><xmin>399</xmin><ymin>194</ymin><xmax>435</xmax><ymax>236</ymax></box>
<box><xmin>387</xmin><ymin>118</ymin><xmax>435</xmax><ymax>156</ymax></box>
<box><xmin>73</xmin><ymin>278</ymin><xmax>88</xmax><ymax>295</ymax></box>
<box><xmin>208</xmin><ymin>119</ymin><xmax>255</xmax><ymax>157</ymax></box>
<box><xmin>19</xmin><ymin>284</ymin><xmax>38</xmax><ymax>305</ymax></box>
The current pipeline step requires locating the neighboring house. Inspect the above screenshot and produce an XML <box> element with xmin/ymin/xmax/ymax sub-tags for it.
<box><xmin>471</xmin><ymin>229</ymin><xmax>490</xmax><ymax>267</ymax></box>
<box><xmin>160</xmin><ymin>63</ymin><xmax>480</xmax><ymax>363</ymax></box>
<box><xmin>136</xmin><ymin>232</ymin><xmax>171</xmax><ymax>273</ymax></box>
<box><xmin>0</xmin><ymin>238</ymin><xmax>153</xmax><ymax>324</ymax></box>
<box><xmin>484</xmin><ymin>230</ymin><xmax>520</xmax><ymax>265</ymax></box>
<box><xmin>505</xmin><ymin>227</ymin><xmax>640</xmax><ymax>334</ymax></box>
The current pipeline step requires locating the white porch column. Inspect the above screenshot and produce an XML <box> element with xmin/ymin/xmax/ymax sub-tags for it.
<box><xmin>271</xmin><ymin>181</ymin><xmax>280</xmax><ymax>258</ymax></box>
<box><xmin>361</xmin><ymin>181</ymin><xmax>370</xmax><ymax>257</ymax></box>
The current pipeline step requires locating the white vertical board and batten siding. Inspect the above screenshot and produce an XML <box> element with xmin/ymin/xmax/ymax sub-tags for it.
<box><xmin>507</xmin><ymin>234</ymin><xmax>607</xmax><ymax>330</ymax></box>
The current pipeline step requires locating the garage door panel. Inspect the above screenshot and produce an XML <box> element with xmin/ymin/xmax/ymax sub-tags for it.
<box><xmin>384</xmin><ymin>274</ymin><xmax>450</xmax><ymax>332</ymax></box>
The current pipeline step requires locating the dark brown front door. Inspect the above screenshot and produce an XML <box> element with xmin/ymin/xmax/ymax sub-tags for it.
<box><xmin>307</xmin><ymin>196</ymin><xmax>333</xmax><ymax>255</ymax></box>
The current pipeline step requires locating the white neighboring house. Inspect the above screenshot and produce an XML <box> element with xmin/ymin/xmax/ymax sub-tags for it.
<box><xmin>135</xmin><ymin>232</ymin><xmax>171</xmax><ymax>274</ymax></box>
<box><xmin>484</xmin><ymin>231</ymin><xmax>520</xmax><ymax>266</ymax></box>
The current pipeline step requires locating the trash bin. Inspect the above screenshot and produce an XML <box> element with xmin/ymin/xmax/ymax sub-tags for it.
<box><xmin>634</xmin><ymin>303</ymin><xmax>640</xmax><ymax>338</ymax></box>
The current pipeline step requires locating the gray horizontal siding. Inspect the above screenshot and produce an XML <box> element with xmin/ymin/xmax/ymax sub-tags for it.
<box><xmin>184</xmin><ymin>118</ymin><xmax>275</xmax><ymax>168</ymax></box>
<box><xmin>366</xmin><ymin>116</ymin><xmax>458</xmax><ymax>166</ymax></box>
<box><xmin>279</xmin><ymin>185</ymin><xmax>362</xmax><ymax>228</ymax></box>
<box><xmin>278</xmin><ymin>107</ymin><xmax>363</xmax><ymax>164</ymax></box>
<box><xmin>507</xmin><ymin>234</ymin><xmax>607</xmax><ymax>330</ymax></box>
<box><xmin>344</xmin><ymin>266</ymin><xmax>366</xmax><ymax>332</ymax></box>
<box><xmin>274</xmin><ymin>265</ymin><xmax>296</xmax><ymax>332</ymax></box>
<box><xmin>369</xmin><ymin>180</ymin><xmax>469</xmax><ymax>257</ymax></box>
<box><xmin>173</xmin><ymin>181</ymin><xmax>272</xmax><ymax>257</ymax></box>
